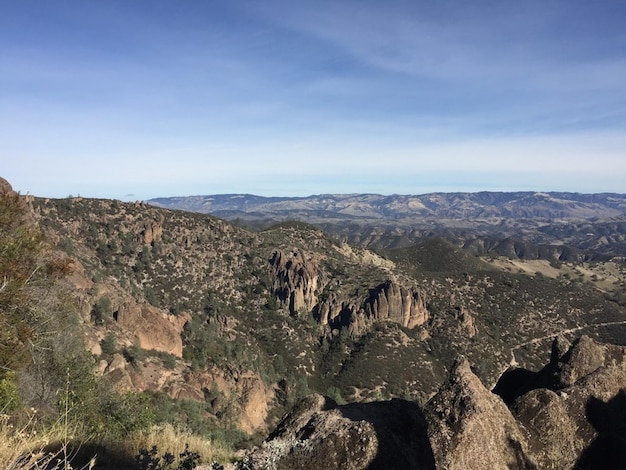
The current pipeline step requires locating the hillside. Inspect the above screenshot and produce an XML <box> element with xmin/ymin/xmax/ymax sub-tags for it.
<box><xmin>31</xmin><ymin>195</ymin><xmax>626</xmax><ymax>407</ymax></box>
<box><xmin>2</xmin><ymin>180</ymin><xmax>626</xmax><ymax>468</ymax></box>
<box><xmin>149</xmin><ymin>192</ymin><xmax>626</xmax><ymax>220</ymax></box>
<box><xmin>150</xmin><ymin>192</ymin><xmax>626</xmax><ymax>258</ymax></box>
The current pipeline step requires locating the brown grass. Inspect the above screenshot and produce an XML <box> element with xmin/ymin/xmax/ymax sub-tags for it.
<box><xmin>1</xmin><ymin>411</ymin><xmax>233</xmax><ymax>469</ymax></box>
<box><xmin>121</xmin><ymin>423</ymin><xmax>234</xmax><ymax>465</ymax></box>
<box><xmin>0</xmin><ymin>411</ymin><xmax>95</xmax><ymax>470</ymax></box>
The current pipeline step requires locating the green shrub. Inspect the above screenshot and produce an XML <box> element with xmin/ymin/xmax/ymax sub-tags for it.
<box><xmin>59</xmin><ymin>237</ymin><xmax>75</xmax><ymax>255</ymax></box>
<box><xmin>0</xmin><ymin>370</ymin><xmax>20</xmax><ymax>411</ymax></box>
<box><xmin>123</xmin><ymin>344</ymin><xmax>147</xmax><ymax>366</ymax></box>
<box><xmin>135</xmin><ymin>443</ymin><xmax>201</xmax><ymax>470</ymax></box>
<box><xmin>162</xmin><ymin>353</ymin><xmax>177</xmax><ymax>370</ymax></box>
<box><xmin>100</xmin><ymin>332</ymin><xmax>117</xmax><ymax>356</ymax></box>
<box><xmin>91</xmin><ymin>296</ymin><xmax>112</xmax><ymax>324</ymax></box>
<box><xmin>325</xmin><ymin>385</ymin><xmax>345</xmax><ymax>405</ymax></box>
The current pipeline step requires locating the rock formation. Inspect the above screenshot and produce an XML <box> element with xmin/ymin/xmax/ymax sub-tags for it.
<box><xmin>509</xmin><ymin>335</ymin><xmax>626</xmax><ymax>469</ymax></box>
<box><xmin>113</xmin><ymin>300</ymin><xmax>187</xmax><ymax>357</ymax></box>
<box><xmin>248</xmin><ymin>394</ymin><xmax>435</xmax><ymax>469</ymax></box>
<box><xmin>140</xmin><ymin>220</ymin><xmax>163</xmax><ymax>245</ymax></box>
<box><xmin>363</xmin><ymin>280</ymin><xmax>429</xmax><ymax>329</ymax></box>
<box><xmin>0</xmin><ymin>176</ymin><xmax>13</xmax><ymax>194</ymax></box>
<box><xmin>251</xmin><ymin>336</ymin><xmax>626</xmax><ymax>469</ymax></box>
<box><xmin>424</xmin><ymin>357</ymin><xmax>536</xmax><ymax>469</ymax></box>
<box><xmin>269</xmin><ymin>250</ymin><xmax>323</xmax><ymax>315</ymax></box>
<box><xmin>269</xmin><ymin>248</ymin><xmax>430</xmax><ymax>336</ymax></box>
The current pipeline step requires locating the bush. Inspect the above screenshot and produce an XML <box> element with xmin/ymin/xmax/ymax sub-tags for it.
<box><xmin>124</xmin><ymin>344</ymin><xmax>148</xmax><ymax>366</ymax></box>
<box><xmin>133</xmin><ymin>442</ymin><xmax>203</xmax><ymax>470</ymax></box>
<box><xmin>0</xmin><ymin>370</ymin><xmax>20</xmax><ymax>411</ymax></box>
<box><xmin>91</xmin><ymin>296</ymin><xmax>112</xmax><ymax>324</ymax></box>
<box><xmin>100</xmin><ymin>332</ymin><xmax>118</xmax><ymax>355</ymax></box>
<box><xmin>59</xmin><ymin>237</ymin><xmax>75</xmax><ymax>255</ymax></box>
<box><xmin>162</xmin><ymin>353</ymin><xmax>177</xmax><ymax>370</ymax></box>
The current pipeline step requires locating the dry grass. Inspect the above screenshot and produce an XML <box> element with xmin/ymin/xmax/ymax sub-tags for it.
<box><xmin>1</xmin><ymin>411</ymin><xmax>233</xmax><ymax>469</ymax></box>
<box><xmin>121</xmin><ymin>423</ymin><xmax>234</xmax><ymax>466</ymax></box>
<box><xmin>488</xmin><ymin>258</ymin><xmax>626</xmax><ymax>293</ymax></box>
<box><xmin>0</xmin><ymin>411</ymin><xmax>96</xmax><ymax>470</ymax></box>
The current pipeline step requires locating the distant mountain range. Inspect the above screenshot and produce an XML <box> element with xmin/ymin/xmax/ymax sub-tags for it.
<box><xmin>149</xmin><ymin>192</ymin><xmax>626</xmax><ymax>222</ymax></box>
<box><xmin>149</xmin><ymin>192</ymin><xmax>626</xmax><ymax>259</ymax></box>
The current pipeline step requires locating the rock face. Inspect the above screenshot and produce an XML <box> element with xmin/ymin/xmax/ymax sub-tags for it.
<box><xmin>140</xmin><ymin>220</ymin><xmax>163</xmax><ymax>245</ymax></box>
<box><xmin>237</xmin><ymin>372</ymin><xmax>275</xmax><ymax>434</ymax></box>
<box><xmin>270</xmin><ymin>250</ymin><xmax>322</xmax><ymax>315</ymax></box>
<box><xmin>508</xmin><ymin>335</ymin><xmax>626</xmax><ymax>469</ymax></box>
<box><xmin>269</xmin><ymin>250</ymin><xmax>429</xmax><ymax>336</ymax></box>
<box><xmin>113</xmin><ymin>300</ymin><xmax>187</xmax><ymax>357</ymax></box>
<box><xmin>248</xmin><ymin>394</ymin><xmax>435</xmax><ymax>470</ymax></box>
<box><xmin>423</xmin><ymin>358</ymin><xmax>536</xmax><ymax>470</ymax></box>
<box><xmin>315</xmin><ymin>280</ymin><xmax>429</xmax><ymax>335</ymax></box>
<box><xmin>512</xmin><ymin>388</ymin><xmax>581</xmax><ymax>469</ymax></box>
<box><xmin>0</xmin><ymin>176</ymin><xmax>13</xmax><ymax>194</ymax></box>
<box><xmin>362</xmin><ymin>280</ymin><xmax>429</xmax><ymax>329</ymax></box>
<box><xmin>254</xmin><ymin>336</ymin><xmax>626</xmax><ymax>469</ymax></box>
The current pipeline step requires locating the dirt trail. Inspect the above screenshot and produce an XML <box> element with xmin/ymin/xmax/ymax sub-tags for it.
<box><xmin>490</xmin><ymin>320</ymin><xmax>626</xmax><ymax>389</ymax></box>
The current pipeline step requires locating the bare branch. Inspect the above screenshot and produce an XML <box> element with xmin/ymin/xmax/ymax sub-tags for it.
<box><xmin>24</xmin><ymin>265</ymin><xmax>41</xmax><ymax>285</ymax></box>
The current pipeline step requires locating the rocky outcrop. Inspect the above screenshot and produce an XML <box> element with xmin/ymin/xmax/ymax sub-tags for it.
<box><xmin>315</xmin><ymin>294</ymin><xmax>357</xmax><ymax>329</ymax></box>
<box><xmin>140</xmin><ymin>221</ymin><xmax>163</xmax><ymax>245</ymax></box>
<box><xmin>237</xmin><ymin>372</ymin><xmax>275</xmax><ymax>434</ymax></box>
<box><xmin>0</xmin><ymin>176</ymin><xmax>13</xmax><ymax>194</ymax></box>
<box><xmin>314</xmin><ymin>280</ymin><xmax>429</xmax><ymax>336</ymax></box>
<box><xmin>423</xmin><ymin>357</ymin><xmax>536</xmax><ymax>469</ymax></box>
<box><xmin>101</xmin><ymin>353</ymin><xmax>274</xmax><ymax>435</ymax></box>
<box><xmin>268</xmin><ymin>250</ymin><xmax>429</xmax><ymax>334</ymax></box>
<box><xmin>509</xmin><ymin>335</ymin><xmax>626</xmax><ymax>469</ymax></box>
<box><xmin>113</xmin><ymin>301</ymin><xmax>188</xmax><ymax>357</ymax></box>
<box><xmin>248</xmin><ymin>394</ymin><xmax>435</xmax><ymax>469</ymax></box>
<box><xmin>254</xmin><ymin>336</ymin><xmax>626</xmax><ymax>469</ymax></box>
<box><xmin>426</xmin><ymin>336</ymin><xmax>626</xmax><ymax>469</ymax></box>
<box><xmin>269</xmin><ymin>250</ymin><xmax>323</xmax><ymax>315</ymax></box>
<box><xmin>512</xmin><ymin>388</ymin><xmax>582</xmax><ymax>469</ymax></box>
<box><xmin>363</xmin><ymin>280</ymin><xmax>429</xmax><ymax>329</ymax></box>
<box><xmin>453</xmin><ymin>306</ymin><xmax>477</xmax><ymax>338</ymax></box>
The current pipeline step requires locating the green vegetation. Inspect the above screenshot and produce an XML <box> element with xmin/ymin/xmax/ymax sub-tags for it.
<box><xmin>2</xmin><ymin>190</ymin><xmax>623</xmax><ymax>467</ymax></box>
<box><xmin>92</xmin><ymin>295</ymin><xmax>112</xmax><ymax>324</ymax></box>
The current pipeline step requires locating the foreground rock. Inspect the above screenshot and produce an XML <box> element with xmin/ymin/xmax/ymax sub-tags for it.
<box><xmin>424</xmin><ymin>357</ymin><xmax>536</xmax><ymax>469</ymax></box>
<box><xmin>507</xmin><ymin>335</ymin><xmax>626</xmax><ymax>469</ymax></box>
<box><xmin>251</xmin><ymin>335</ymin><xmax>626</xmax><ymax>469</ymax></box>
<box><xmin>247</xmin><ymin>394</ymin><xmax>435</xmax><ymax>469</ymax></box>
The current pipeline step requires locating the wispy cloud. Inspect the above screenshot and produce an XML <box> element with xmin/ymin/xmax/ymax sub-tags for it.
<box><xmin>2</xmin><ymin>0</ymin><xmax>625</xmax><ymax>198</ymax></box>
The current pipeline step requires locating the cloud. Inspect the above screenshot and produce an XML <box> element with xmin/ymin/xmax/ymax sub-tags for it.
<box><xmin>2</xmin><ymin>1</ymin><xmax>625</xmax><ymax>199</ymax></box>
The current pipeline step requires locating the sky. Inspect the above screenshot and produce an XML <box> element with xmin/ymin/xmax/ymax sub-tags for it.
<box><xmin>2</xmin><ymin>0</ymin><xmax>625</xmax><ymax>200</ymax></box>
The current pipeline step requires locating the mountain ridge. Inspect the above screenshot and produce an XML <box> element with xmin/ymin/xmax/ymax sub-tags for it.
<box><xmin>149</xmin><ymin>191</ymin><xmax>626</xmax><ymax>260</ymax></box>
<box><xmin>149</xmin><ymin>191</ymin><xmax>626</xmax><ymax>220</ymax></box>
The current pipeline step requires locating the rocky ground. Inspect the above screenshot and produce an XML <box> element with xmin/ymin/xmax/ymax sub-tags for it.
<box><xmin>247</xmin><ymin>335</ymin><xmax>626</xmax><ymax>469</ymax></box>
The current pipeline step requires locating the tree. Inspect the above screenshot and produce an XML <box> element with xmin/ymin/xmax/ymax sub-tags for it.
<box><xmin>0</xmin><ymin>188</ymin><xmax>43</xmax><ymax>370</ymax></box>
<box><xmin>0</xmin><ymin>185</ymin><xmax>71</xmax><ymax>392</ymax></box>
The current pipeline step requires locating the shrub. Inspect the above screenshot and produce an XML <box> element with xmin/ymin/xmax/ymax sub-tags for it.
<box><xmin>100</xmin><ymin>332</ymin><xmax>117</xmax><ymax>355</ymax></box>
<box><xmin>91</xmin><ymin>296</ymin><xmax>112</xmax><ymax>324</ymax></box>
<box><xmin>59</xmin><ymin>237</ymin><xmax>75</xmax><ymax>255</ymax></box>
<box><xmin>126</xmin><ymin>344</ymin><xmax>150</xmax><ymax>367</ymax></box>
<box><xmin>0</xmin><ymin>370</ymin><xmax>20</xmax><ymax>411</ymax></box>
<box><xmin>162</xmin><ymin>353</ymin><xmax>177</xmax><ymax>370</ymax></box>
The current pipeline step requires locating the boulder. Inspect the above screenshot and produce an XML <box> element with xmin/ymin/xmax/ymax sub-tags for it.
<box><xmin>249</xmin><ymin>394</ymin><xmax>435</xmax><ymax>469</ymax></box>
<box><xmin>424</xmin><ymin>357</ymin><xmax>536</xmax><ymax>469</ymax></box>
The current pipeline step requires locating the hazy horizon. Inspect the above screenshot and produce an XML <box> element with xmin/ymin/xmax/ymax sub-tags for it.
<box><xmin>3</xmin><ymin>1</ymin><xmax>625</xmax><ymax>200</ymax></box>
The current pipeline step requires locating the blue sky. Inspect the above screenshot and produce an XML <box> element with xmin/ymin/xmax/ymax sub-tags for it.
<box><xmin>2</xmin><ymin>0</ymin><xmax>625</xmax><ymax>199</ymax></box>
